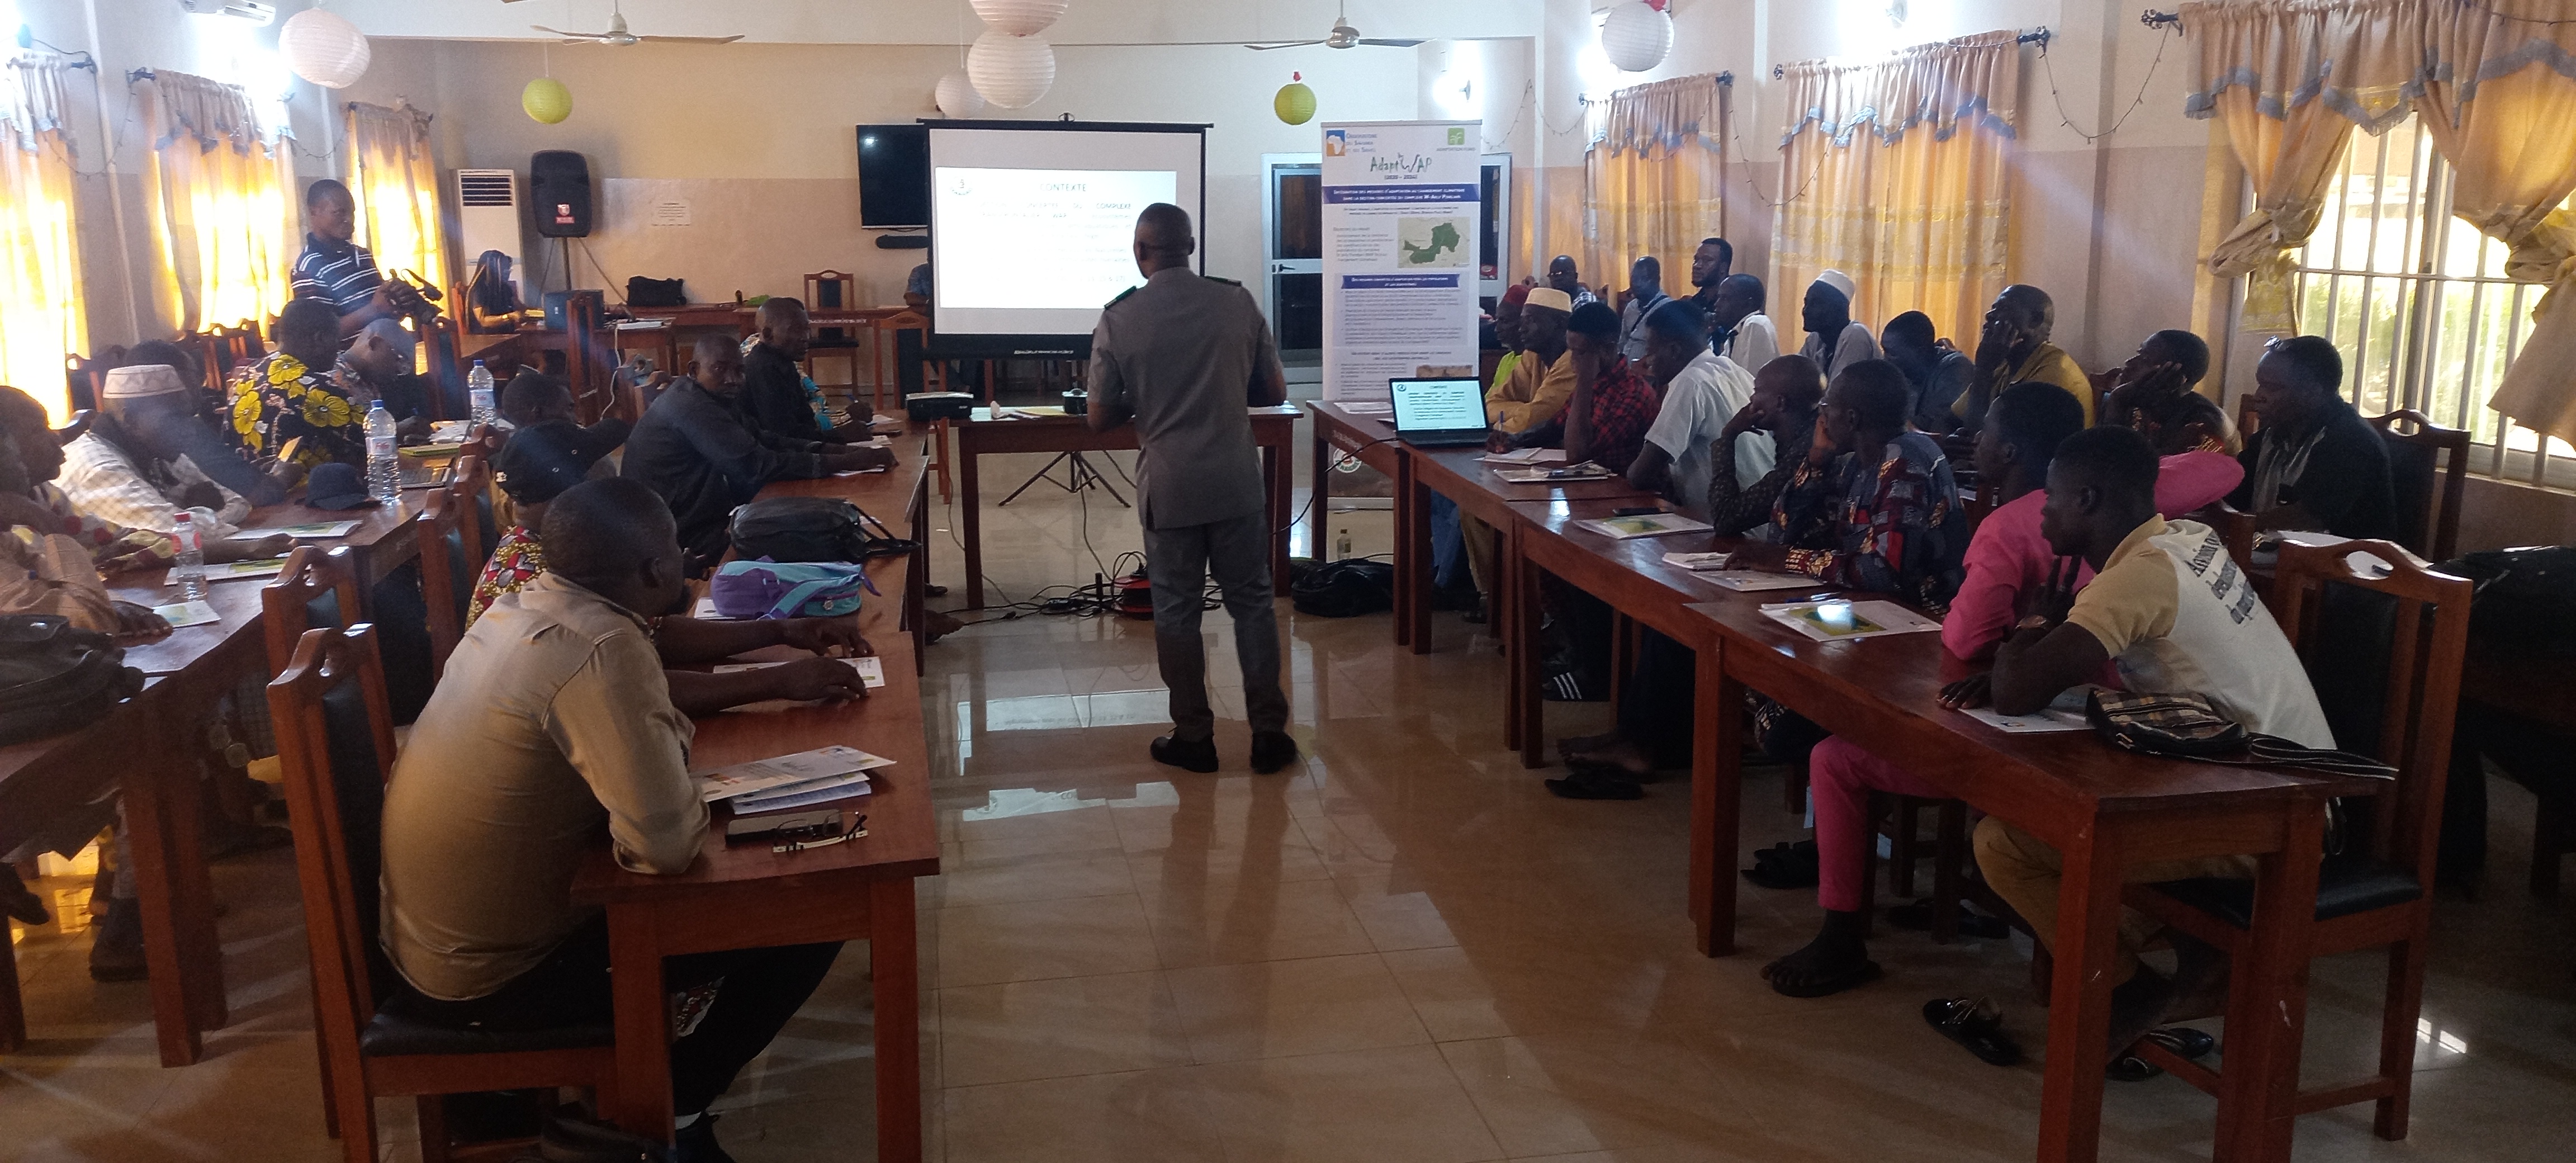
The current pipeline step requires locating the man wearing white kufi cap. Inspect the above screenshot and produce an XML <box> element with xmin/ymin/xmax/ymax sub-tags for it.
<box><xmin>61</xmin><ymin>356</ymin><xmax>290</xmax><ymax>552</ymax></box>
<box><xmin>1797</xmin><ymin>268</ymin><xmax>1880</xmax><ymax>380</ymax></box>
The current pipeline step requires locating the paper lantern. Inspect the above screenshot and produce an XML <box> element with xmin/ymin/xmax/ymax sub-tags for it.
<box><xmin>1274</xmin><ymin>73</ymin><xmax>1315</xmax><ymax>126</ymax></box>
<box><xmin>936</xmin><ymin>73</ymin><xmax>987</xmax><ymax>118</ymax></box>
<box><xmin>1599</xmin><ymin>1</ymin><xmax>1673</xmax><ymax>73</ymax></box>
<box><xmin>522</xmin><ymin>77</ymin><xmax>573</xmax><ymax>125</ymax></box>
<box><xmin>969</xmin><ymin>0</ymin><xmax>1068</xmax><ymax>37</ymax></box>
<box><xmin>967</xmin><ymin>31</ymin><xmax>1055</xmax><ymax>110</ymax></box>
<box><xmin>278</xmin><ymin>9</ymin><xmax>371</xmax><ymax>89</ymax></box>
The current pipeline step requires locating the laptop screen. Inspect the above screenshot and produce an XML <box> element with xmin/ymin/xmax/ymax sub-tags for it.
<box><xmin>1390</xmin><ymin>378</ymin><xmax>1486</xmax><ymax>432</ymax></box>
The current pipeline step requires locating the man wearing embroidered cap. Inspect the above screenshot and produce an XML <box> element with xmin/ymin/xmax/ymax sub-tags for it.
<box><xmin>1486</xmin><ymin>285</ymin><xmax>1575</xmax><ymax>434</ymax></box>
<box><xmin>1798</xmin><ymin>268</ymin><xmax>1879</xmax><ymax>380</ymax></box>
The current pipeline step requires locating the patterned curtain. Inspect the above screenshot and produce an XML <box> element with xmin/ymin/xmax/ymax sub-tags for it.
<box><xmin>139</xmin><ymin>69</ymin><xmax>299</xmax><ymax>335</ymax></box>
<box><xmin>1581</xmin><ymin>74</ymin><xmax>1729</xmax><ymax>300</ymax></box>
<box><xmin>0</xmin><ymin>52</ymin><xmax>86</xmax><ymax>421</ymax></box>
<box><xmin>1768</xmin><ymin>31</ymin><xmax>2020</xmax><ymax>347</ymax></box>
<box><xmin>344</xmin><ymin>101</ymin><xmax>447</xmax><ymax>297</ymax></box>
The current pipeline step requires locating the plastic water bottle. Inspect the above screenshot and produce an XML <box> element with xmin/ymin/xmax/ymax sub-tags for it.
<box><xmin>366</xmin><ymin>401</ymin><xmax>400</xmax><ymax>502</ymax></box>
<box><xmin>172</xmin><ymin>510</ymin><xmax>207</xmax><ymax>601</ymax></box>
<box><xmin>467</xmin><ymin>360</ymin><xmax>496</xmax><ymax>428</ymax></box>
<box><xmin>1335</xmin><ymin>527</ymin><xmax>1353</xmax><ymax>560</ymax></box>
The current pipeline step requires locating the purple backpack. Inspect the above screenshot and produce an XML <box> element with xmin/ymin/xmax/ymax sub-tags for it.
<box><xmin>708</xmin><ymin>559</ymin><xmax>874</xmax><ymax>620</ymax></box>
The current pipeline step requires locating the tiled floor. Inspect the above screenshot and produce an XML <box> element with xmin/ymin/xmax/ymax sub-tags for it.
<box><xmin>6</xmin><ymin>414</ymin><xmax>2575</xmax><ymax>1161</ymax></box>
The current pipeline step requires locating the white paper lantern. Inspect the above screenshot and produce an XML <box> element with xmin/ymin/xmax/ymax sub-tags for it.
<box><xmin>969</xmin><ymin>0</ymin><xmax>1068</xmax><ymax>37</ymax></box>
<box><xmin>278</xmin><ymin>9</ymin><xmax>372</xmax><ymax>89</ymax></box>
<box><xmin>935</xmin><ymin>72</ymin><xmax>987</xmax><ymax>118</ymax></box>
<box><xmin>967</xmin><ymin>32</ymin><xmax>1055</xmax><ymax>110</ymax></box>
<box><xmin>1599</xmin><ymin>1</ymin><xmax>1673</xmax><ymax>73</ymax></box>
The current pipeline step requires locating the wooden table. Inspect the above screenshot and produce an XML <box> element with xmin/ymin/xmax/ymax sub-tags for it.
<box><xmin>1684</xmin><ymin>595</ymin><xmax>2379</xmax><ymax>1163</ymax></box>
<box><xmin>570</xmin><ymin>453</ymin><xmax>938</xmax><ymax>1159</ymax></box>
<box><xmin>1306</xmin><ymin>403</ymin><xmax>1412</xmax><ymax>645</ymax></box>
<box><xmin>955</xmin><ymin>407</ymin><xmax>1300</xmax><ymax>610</ymax></box>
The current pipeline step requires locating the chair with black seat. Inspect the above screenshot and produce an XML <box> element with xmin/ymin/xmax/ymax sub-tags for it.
<box><xmin>270</xmin><ymin>624</ymin><xmax>616</xmax><ymax>1163</ymax></box>
<box><xmin>802</xmin><ymin>270</ymin><xmax>864</xmax><ymax>409</ymax></box>
<box><xmin>2369</xmin><ymin>409</ymin><xmax>2469</xmax><ymax>563</ymax></box>
<box><xmin>2127</xmin><ymin>538</ymin><xmax>2471</xmax><ymax>1142</ymax></box>
<box><xmin>415</xmin><ymin>455</ymin><xmax>491</xmax><ymax>679</ymax></box>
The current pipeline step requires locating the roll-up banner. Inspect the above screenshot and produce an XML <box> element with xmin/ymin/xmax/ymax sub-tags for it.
<box><xmin>1319</xmin><ymin>121</ymin><xmax>1483</xmax><ymax>404</ymax></box>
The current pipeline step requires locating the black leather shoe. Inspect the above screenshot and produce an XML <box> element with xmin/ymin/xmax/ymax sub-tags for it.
<box><xmin>1249</xmin><ymin>731</ymin><xmax>1300</xmax><ymax>774</ymax></box>
<box><xmin>1152</xmin><ymin>734</ymin><xmax>1219</xmax><ymax>773</ymax></box>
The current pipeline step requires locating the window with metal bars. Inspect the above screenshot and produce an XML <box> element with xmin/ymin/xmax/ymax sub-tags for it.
<box><xmin>2289</xmin><ymin>115</ymin><xmax>2576</xmax><ymax>490</ymax></box>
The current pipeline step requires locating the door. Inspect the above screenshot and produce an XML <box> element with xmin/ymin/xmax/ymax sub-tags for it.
<box><xmin>1262</xmin><ymin>154</ymin><xmax>1324</xmax><ymax>366</ymax></box>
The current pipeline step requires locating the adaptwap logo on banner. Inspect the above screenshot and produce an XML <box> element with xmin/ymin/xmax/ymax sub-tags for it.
<box><xmin>1319</xmin><ymin>121</ymin><xmax>1483</xmax><ymax>404</ymax></box>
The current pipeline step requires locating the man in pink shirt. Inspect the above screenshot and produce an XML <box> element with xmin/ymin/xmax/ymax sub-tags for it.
<box><xmin>1761</xmin><ymin>383</ymin><xmax>2243</xmax><ymax>997</ymax></box>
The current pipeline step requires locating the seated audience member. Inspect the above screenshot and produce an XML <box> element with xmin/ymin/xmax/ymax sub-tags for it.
<box><xmin>2104</xmin><ymin>329</ymin><xmax>2237</xmax><ymax>454</ymax></box>
<box><xmin>84</xmin><ymin>342</ymin><xmax>292</xmax><ymax>508</ymax></box>
<box><xmin>1681</xmin><ymin>237</ymin><xmax>1732</xmax><ymax>325</ymax></box>
<box><xmin>338</xmin><ymin>319</ymin><xmax>434</xmax><ymax>442</ymax></box>
<box><xmin>622</xmin><ymin>335</ymin><xmax>889</xmax><ymax>564</ymax></box>
<box><xmin>1428</xmin><ymin>286</ymin><xmax>1533</xmax><ymax>612</ymax></box>
<box><xmin>0</xmin><ymin>386</ymin><xmax>287</xmax><ymax>571</ymax></box>
<box><xmin>1963</xmin><ymin>426</ymin><xmax>2332</xmax><ymax>1061</ymax></box>
<box><xmin>464</xmin><ymin>249</ymin><xmax>524</xmax><ymax>334</ymax></box>
<box><xmin>498</xmin><ymin>370</ymin><xmax>633</xmax><ymax>460</ymax></box>
<box><xmin>1547</xmin><ymin>254</ymin><xmax>1599</xmax><ymax>308</ymax></box>
<box><xmin>1558</xmin><ymin>301</ymin><xmax>1661</xmax><ymax>476</ymax></box>
<box><xmin>1615</xmin><ymin>257</ymin><xmax>1671</xmax><ymax>362</ymax></box>
<box><xmin>231</xmin><ymin>297</ymin><xmax>366</xmax><ymax>472</ymax></box>
<box><xmin>63</xmin><ymin>362</ymin><xmax>250</xmax><ymax>537</ymax></box>
<box><xmin>1708</xmin><ymin>273</ymin><xmax>1780</xmax><ymax>375</ymax></box>
<box><xmin>1724</xmin><ymin>360</ymin><xmax>1967</xmax><ymax>609</ymax></box>
<box><xmin>1798</xmin><ymin>270</ymin><xmax>1879</xmax><ymax>380</ymax></box>
<box><xmin>1486</xmin><ymin>287</ymin><xmax>1574</xmax><ymax>434</ymax></box>
<box><xmin>741</xmin><ymin>297</ymin><xmax>862</xmax><ymax>445</ymax></box>
<box><xmin>1488</xmin><ymin>283</ymin><xmax>1530</xmax><ymax>390</ymax></box>
<box><xmin>2226</xmin><ymin>335</ymin><xmax>2394</xmax><ymax>540</ymax></box>
<box><xmin>1624</xmin><ymin>301</ymin><xmax>1768</xmax><ymax>512</ymax></box>
<box><xmin>381</xmin><ymin>479</ymin><xmax>845</xmax><ymax>1162</ymax></box>
<box><xmin>1761</xmin><ymin>386</ymin><xmax>2244</xmax><ymax>999</ymax></box>
<box><xmin>1880</xmin><ymin>310</ymin><xmax>1972</xmax><ymax>433</ymax></box>
<box><xmin>1954</xmin><ymin>284</ymin><xmax>2094</xmax><ymax>430</ymax></box>
<box><xmin>1707</xmin><ymin>354</ymin><xmax>1826</xmax><ymax>536</ymax></box>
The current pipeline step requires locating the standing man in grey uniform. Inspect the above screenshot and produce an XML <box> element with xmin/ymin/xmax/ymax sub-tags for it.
<box><xmin>1087</xmin><ymin>204</ymin><xmax>1298</xmax><ymax>775</ymax></box>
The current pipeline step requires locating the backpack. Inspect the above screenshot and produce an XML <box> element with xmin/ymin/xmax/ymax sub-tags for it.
<box><xmin>728</xmin><ymin>497</ymin><xmax>916</xmax><ymax>564</ymax></box>
<box><xmin>709</xmin><ymin>560</ymin><xmax>874</xmax><ymax>620</ymax></box>
<box><xmin>0</xmin><ymin>614</ymin><xmax>145</xmax><ymax>746</ymax></box>
<box><xmin>1289</xmin><ymin>558</ymin><xmax>1395</xmax><ymax>618</ymax></box>
<box><xmin>2437</xmin><ymin>545</ymin><xmax>2576</xmax><ymax>654</ymax></box>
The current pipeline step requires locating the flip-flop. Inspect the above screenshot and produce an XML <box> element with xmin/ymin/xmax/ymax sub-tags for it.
<box><xmin>1564</xmin><ymin>757</ymin><xmax>1663</xmax><ymax>785</ymax></box>
<box><xmin>1923</xmin><ymin>996</ymin><xmax>2023</xmax><ymax>1067</ymax></box>
<box><xmin>1887</xmin><ymin>901</ymin><xmax>2010</xmax><ymax>939</ymax></box>
<box><xmin>1765</xmin><ymin>956</ymin><xmax>1882</xmax><ymax>999</ymax></box>
<box><xmin>1544</xmin><ymin>769</ymin><xmax>1644</xmax><ymax>801</ymax></box>
<box><xmin>1742</xmin><ymin>839</ymin><xmax>1820</xmax><ymax>889</ymax></box>
<box><xmin>2146</xmin><ymin>1027</ymin><xmax>2216</xmax><ymax>1059</ymax></box>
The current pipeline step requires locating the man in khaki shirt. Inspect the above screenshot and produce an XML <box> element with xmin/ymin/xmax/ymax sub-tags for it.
<box><xmin>379</xmin><ymin>478</ymin><xmax>841</xmax><ymax>1161</ymax></box>
<box><xmin>1485</xmin><ymin>286</ymin><xmax>1576</xmax><ymax>433</ymax></box>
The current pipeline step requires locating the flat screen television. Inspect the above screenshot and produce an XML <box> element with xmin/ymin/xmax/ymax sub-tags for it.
<box><xmin>856</xmin><ymin>124</ymin><xmax>930</xmax><ymax>229</ymax></box>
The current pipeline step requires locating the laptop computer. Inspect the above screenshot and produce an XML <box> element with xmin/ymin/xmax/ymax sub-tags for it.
<box><xmin>1389</xmin><ymin>376</ymin><xmax>1490</xmax><ymax>447</ymax></box>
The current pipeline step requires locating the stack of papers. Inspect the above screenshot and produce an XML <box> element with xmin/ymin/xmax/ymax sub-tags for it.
<box><xmin>233</xmin><ymin>520</ymin><xmax>360</xmax><ymax>540</ymax></box>
<box><xmin>695</xmin><ymin>745</ymin><xmax>893</xmax><ymax>812</ymax></box>
<box><xmin>1660</xmin><ymin>554</ymin><xmax>1830</xmax><ymax>592</ymax></box>
<box><xmin>1497</xmin><ymin>463</ymin><xmax>1614</xmax><ymax>484</ymax></box>
<box><xmin>713</xmin><ymin>657</ymin><xmax>889</xmax><ymax>713</ymax></box>
<box><xmin>1479</xmin><ymin>448</ymin><xmax>1565</xmax><ymax>466</ymax></box>
<box><xmin>1337</xmin><ymin>401</ymin><xmax>1394</xmax><ymax>415</ymax></box>
<box><xmin>151</xmin><ymin>600</ymin><xmax>221</xmax><ymax>628</ymax></box>
<box><xmin>1577</xmin><ymin>513</ymin><xmax>1712</xmax><ymax>540</ymax></box>
<box><xmin>1759</xmin><ymin>599</ymin><xmax>1942</xmax><ymax>642</ymax></box>
<box><xmin>1958</xmin><ymin>686</ymin><xmax>2098</xmax><ymax>734</ymax></box>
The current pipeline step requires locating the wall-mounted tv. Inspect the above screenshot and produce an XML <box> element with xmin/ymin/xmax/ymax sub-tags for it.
<box><xmin>857</xmin><ymin>124</ymin><xmax>930</xmax><ymax>229</ymax></box>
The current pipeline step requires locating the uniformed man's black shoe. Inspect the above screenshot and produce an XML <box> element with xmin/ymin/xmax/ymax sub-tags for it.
<box><xmin>1250</xmin><ymin>731</ymin><xmax>1300</xmax><ymax>774</ymax></box>
<box><xmin>1151</xmin><ymin>734</ymin><xmax>1219</xmax><ymax>773</ymax></box>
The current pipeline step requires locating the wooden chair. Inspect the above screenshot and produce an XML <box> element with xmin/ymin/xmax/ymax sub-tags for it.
<box><xmin>415</xmin><ymin>455</ymin><xmax>491</xmax><ymax>678</ymax></box>
<box><xmin>64</xmin><ymin>351</ymin><xmax>118</xmax><ymax>413</ymax></box>
<box><xmin>2190</xmin><ymin>502</ymin><xmax>2261</xmax><ymax>577</ymax></box>
<box><xmin>263</xmin><ymin>546</ymin><xmax>364</xmax><ymax>676</ymax></box>
<box><xmin>802</xmin><ymin>270</ymin><xmax>865</xmax><ymax>399</ymax></box>
<box><xmin>2127</xmin><ymin>539</ymin><xmax>2473</xmax><ymax>1142</ymax></box>
<box><xmin>875</xmin><ymin>309</ymin><xmax>940</xmax><ymax>414</ymax></box>
<box><xmin>269</xmin><ymin>624</ymin><xmax>617</xmax><ymax>1163</ymax></box>
<box><xmin>2368</xmin><ymin>409</ymin><xmax>2469</xmax><ymax>563</ymax></box>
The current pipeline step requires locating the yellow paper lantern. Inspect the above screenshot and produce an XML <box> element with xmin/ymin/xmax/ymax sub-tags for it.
<box><xmin>1275</xmin><ymin>74</ymin><xmax>1315</xmax><ymax>126</ymax></box>
<box><xmin>522</xmin><ymin>78</ymin><xmax>573</xmax><ymax>125</ymax></box>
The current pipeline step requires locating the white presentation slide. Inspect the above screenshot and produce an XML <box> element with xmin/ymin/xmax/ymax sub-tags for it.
<box><xmin>928</xmin><ymin>127</ymin><xmax>1205</xmax><ymax>339</ymax></box>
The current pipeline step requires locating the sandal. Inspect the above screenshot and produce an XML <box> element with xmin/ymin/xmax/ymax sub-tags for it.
<box><xmin>1764</xmin><ymin>955</ymin><xmax>1882</xmax><ymax>999</ymax></box>
<box><xmin>1541</xmin><ymin>666</ymin><xmax>1603</xmax><ymax>702</ymax></box>
<box><xmin>2110</xmin><ymin>1026</ymin><xmax>2217</xmax><ymax>1082</ymax></box>
<box><xmin>1922</xmin><ymin>996</ymin><xmax>2023</xmax><ymax>1067</ymax></box>
<box><xmin>1741</xmin><ymin>839</ymin><xmax>1820</xmax><ymax>890</ymax></box>
<box><xmin>1544</xmin><ymin>769</ymin><xmax>1644</xmax><ymax>801</ymax></box>
<box><xmin>1886</xmin><ymin>901</ymin><xmax>2010</xmax><ymax>939</ymax></box>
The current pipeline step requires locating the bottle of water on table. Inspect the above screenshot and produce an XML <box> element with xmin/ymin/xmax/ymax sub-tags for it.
<box><xmin>468</xmin><ymin>360</ymin><xmax>496</xmax><ymax>428</ymax></box>
<box><xmin>367</xmin><ymin>400</ymin><xmax>400</xmax><ymax>502</ymax></box>
<box><xmin>172</xmin><ymin>510</ymin><xmax>207</xmax><ymax>601</ymax></box>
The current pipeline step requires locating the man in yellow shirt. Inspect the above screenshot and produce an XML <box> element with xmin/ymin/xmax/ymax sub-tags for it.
<box><xmin>1954</xmin><ymin>284</ymin><xmax>2094</xmax><ymax>431</ymax></box>
<box><xmin>1486</xmin><ymin>286</ymin><xmax>1575</xmax><ymax>434</ymax></box>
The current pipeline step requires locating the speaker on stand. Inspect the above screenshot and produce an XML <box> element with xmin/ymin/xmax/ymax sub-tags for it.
<box><xmin>529</xmin><ymin>150</ymin><xmax>594</xmax><ymax>294</ymax></box>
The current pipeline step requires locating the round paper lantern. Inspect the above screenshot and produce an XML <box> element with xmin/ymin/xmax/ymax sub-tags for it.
<box><xmin>1274</xmin><ymin>73</ymin><xmax>1315</xmax><ymax>126</ymax></box>
<box><xmin>935</xmin><ymin>73</ymin><xmax>987</xmax><ymax>118</ymax></box>
<box><xmin>969</xmin><ymin>0</ymin><xmax>1068</xmax><ymax>37</ymax></box>
<box><xmin>967</xmin><ymin>31</ymin><xmax>1055</xmax><ymax>110</ymax></box>
<box><xmin>1599</xmin><ymin>1</ymin><xmax>1674</xmax><ymax>73</ymax></box>
<box><xmin>278</xmin><ymin>9</ymin><xmax>372</xmax><ymax>89</ymax></box>
<box><xmin>522</xmin><ymin>77</ymin><xmax>573</xmax><ymax>125</ymax></box>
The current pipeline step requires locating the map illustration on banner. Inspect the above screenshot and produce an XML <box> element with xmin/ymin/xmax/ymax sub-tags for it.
<box><xmin>1319</xmin><ymin>121</ymin><xmax>1483</xmax><ymax>403</ymax></box>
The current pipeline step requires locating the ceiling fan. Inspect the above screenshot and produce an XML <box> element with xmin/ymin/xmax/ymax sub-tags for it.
<box><xmin>504</xmin><ymin>1</ymin><xmax>744</xmax><ymax>46</ymax></box>
<box><xmin>1244</xmin><ymin>1</ymin><xmax>1423</xmax><ymax>51</ymax></box>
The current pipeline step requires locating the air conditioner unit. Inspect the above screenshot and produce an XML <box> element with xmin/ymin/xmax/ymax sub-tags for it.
<box><xmin>178</xmin><ymin>1</ymin><xmax>277</xmax><ymax>23</ymax></box>
<box><xmin>453</xmin><ymin>169</ymin><xmax>529</xmax><ymax>305</ymax></box>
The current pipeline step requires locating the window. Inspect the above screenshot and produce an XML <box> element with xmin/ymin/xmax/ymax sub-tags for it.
<box><xmin>2291</xmin><ymin>114</ymin><xmax>2576</xmax><ymax>488</ymax></box>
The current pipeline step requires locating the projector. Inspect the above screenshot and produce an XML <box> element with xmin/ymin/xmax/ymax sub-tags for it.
<box><xmin>905</xmin><ymin>392</ymin><xmax>975</xmax><ymax>422</ymax></box>
<box><xmin>179</xmin><ymin>0</ymin><xmax>277</xmax><ymax>23</ymax></box>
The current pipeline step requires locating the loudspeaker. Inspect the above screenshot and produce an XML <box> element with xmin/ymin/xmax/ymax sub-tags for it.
<box><xmin>529</xmin><ymin>150</ymin><xmax>593</xmax><ymax>238</ymax></box>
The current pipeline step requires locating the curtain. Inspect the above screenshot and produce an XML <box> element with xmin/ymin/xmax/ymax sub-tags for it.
<box><xmin>1582</xmin><ymin>74</ymin><xmax>1728</xmax><ymax>299</ymax></box>
<box><xmin>1</xmin><ymin>53</ymin><xmax>86</xmax><ymax>422</ymax></box>
<box><xmin>344</xmin><ymin>101</ymin><xmax>446</xmax><ymax>297</ymax></box>
<box><xmin>2183</xmin><ymin>0</ymin><xmax>2576</xmax><ymax>441</ymax></box>
<box><xmin>139</xmin><ymin>69</ymin><xmax>299</xmax><ymax>335</ymax></box>
<box><xmin>1768</xmin><ymin>30</ymin><xmax>2019</xmax><ymax>347</ymax></box>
